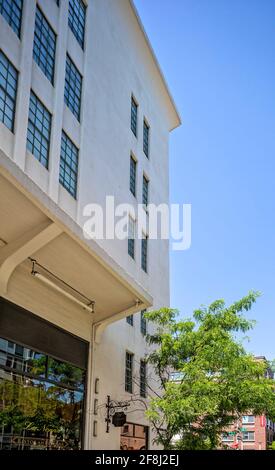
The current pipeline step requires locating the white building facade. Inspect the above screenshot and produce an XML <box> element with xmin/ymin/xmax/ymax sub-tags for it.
<box><xmin>0</xmin><ymin>0</ymin><xmax>180</xmax><ymax>450</ymax></box>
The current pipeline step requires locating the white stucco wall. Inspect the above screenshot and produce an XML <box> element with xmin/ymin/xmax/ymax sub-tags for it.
<box><xmin>0</xmin><ymin>0</ymin><xmax>179</xmax><ymax>449</ymax></box>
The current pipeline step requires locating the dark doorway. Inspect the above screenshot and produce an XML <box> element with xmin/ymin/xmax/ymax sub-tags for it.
<box><xmin>120</xmin><ymin>422</ymin><xmax>149</xmax><ymax>450</ymax></box>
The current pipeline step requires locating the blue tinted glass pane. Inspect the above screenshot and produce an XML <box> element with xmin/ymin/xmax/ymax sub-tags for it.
<box><xmin>125</xmin><ymin>352</ymin><xmax>133</xmax><ymax>393</ymax></box>
<box><xmin>59</xmin><ymin>131</ymin><xmax>79</xmax><ymax>198</ymax></box>
<box><xmin>130</xmin><ymin>157</ymin><xmax>136</xmax><ymax>196</ymax></box>
<box><xmin>27</xmin><ymin>91</ymin><xmax>51</xmax><ymax>168</ymax></box>
<box><xmin>131</xmin><ymin>97</ymin><xmax>138</xmax><ymax>136</ymax></box>
<box><xmin>68</xmin><ymin>0</ymin><xmax>86</xmax><ymax>49</ymax></box>
<box><xmin>143</xmin><ymin>120</ymin><xmax>149</xmax><ymax>157</ymax></box>
<box><xmin>64</xmin><ymin>55</ymin><xmax>82</xmax><ymax>121</ymax></box>
<box><xmin>0</xmin><ymin>0</ymin><xmax>23</xmax><ymax>37</ymax></box>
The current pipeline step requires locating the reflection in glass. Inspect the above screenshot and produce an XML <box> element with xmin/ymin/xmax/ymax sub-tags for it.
<box><xmin>0</xmin><ymin>339</ymin><xmax>46</xmax><ymax>377</ymax></box>
<box><xmin>0</xmin><ymin>337</ymin><xmax>85</xmax><ymax>450</ymax></box>
<box><xmin>48</xmin><ymin>357</ymin><xmax>85</xmax><ymax>390</ymax></box>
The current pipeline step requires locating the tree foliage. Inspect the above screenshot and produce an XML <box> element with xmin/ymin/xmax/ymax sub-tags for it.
<box><xmin>145</xmin><ymin>291</ymin><xmax>275</xmax><ymax>449</ymax></box>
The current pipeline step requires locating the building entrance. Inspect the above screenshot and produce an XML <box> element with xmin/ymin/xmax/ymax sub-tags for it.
<box><xmin>0</xmin><ymin>298</ymin><xmax>88</xmax><ymax>450</ymax></box>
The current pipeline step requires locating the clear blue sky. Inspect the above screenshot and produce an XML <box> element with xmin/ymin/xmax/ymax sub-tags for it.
<box><xmin>134</xmin><ymin>0</ymin><xmax>275</xmax><ymax>359</ymax></box>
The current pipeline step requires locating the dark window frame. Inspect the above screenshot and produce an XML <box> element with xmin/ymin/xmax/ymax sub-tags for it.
<box><xmin>0</xmin><ymin>336</ymin><xmax>86</xmax><ymax>450</ymax></box>
<box><xmin>59</xmin><ymin>130</ymin><xmax>79</xmax><ymax>199</ymax></box>
<box><xmin>121</xmin><ymin>422</ymin><xmax>149</xmax><ymax>450</ymax></box>
<box><xmin>129</xmin><ymin>155</ymin><xmax>137</xmax><ymax>197</ymax></box>
<box><xmin>126</xmin><ymin>315</ymin><xmax>134</xmax><ymax>326</ymax></box>
<box><xmin>131</xmin><ymin>95</ymin><xmax>138</xmax><ymax>137</ymax></box>
<box><xmin>141</xmin><ymin>235</ymin><xmax>148</xmax><ymax>273</ymax></box>
<box><xmin>0</xmin><ymin>49</ymin><xmax>18</xmax><ymax>132</ymax></box>
<box><xmin>128</xmin><ymin>216</ymin><xmax>135</xmax><ymax>260</ymax></box>
<box><xmin>0</xmin><ymin>0</ymin><xmax>23</xmax><ymax>38</ymax></box>
<box><xmin>128</xmin><ymin>238</ymin><xmax>135</xmax><ymax>260</ymax></box>
<box><xmin>140</xmin><ymin>309</ymin><xmax>147</xmax><ymax>336</ymax></box>
<box><xmin>142</xmin><ymin>174</ymin><xmax>149</xmax><ymax>207</ymax></box>
<box><xmin>27</xmin><ymin>90</ymin><xmax>52</xmax><ymax>169</ymax></box>
<box><xmin>125</xmin><ymin>351</ymin><xmax>133</xmax><ymax>394</ymax></box>
<box><xmin>64</xmin><ymin>54</ymin><xmax>82</xmax><ymax>121</ymax></box>
<box><xmin>140</xmin><ymin>359</ymin><xmax>147</xmax><ymax>398</ymax></box>
<box><xmin>68</xmin><ymin>0</ymin><xmax>86</xmax><ymax>49</ymax></box>
<box><xmin>242</xmin><ymin>431</ymin><xmax>255</xmax><ymax>442</ymax></box>
<box><xmin>33</xmin><ymin>6</ymin><xmax>56</xmax><ymax>84</ymax></box>
<box><xmin>143</xmin><ymin>118</ymin><xmax>150</xmax><ymax>158</ymax></box>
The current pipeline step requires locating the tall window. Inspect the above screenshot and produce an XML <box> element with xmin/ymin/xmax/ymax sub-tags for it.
<box><xmin>64</xmin><ymin>55</ymin><xmax>82</xmax><ymax>121</ymax></box>
<box><xmin>128</xmin><ymin>216</ymin><xmax>135</xmax><ymax>260</ymax></box>
<box><xmin>27</xmin><ymin>91</ymin><xmax>52</xmax><ymax>168</ymax></box>
<box><xmin>143</xmin><ymin>119</ymin><xmax>149</xmax><ymax>157</ymax></box>
<box><xmin>242</xmin><ymin>415</ymin><xmax>255</xmax><ymax>424</ymax></box>
<box><xmin>33</xmin><ymin>8</ymin><xmax>56</xmax><ymax>84</ymax></box>
<box><xmin>0</xmin><ymin>0</ymin><xmax>23</xmax><ymax>37</ymax></box>
<box><xmin>140</xmin><ymin>360</ymin><xmax>147</xmax><ymax>398</ymax></box>
<box><xmin>129</xmin><ymin>155</ymin><xmax>136</xmax><ymax>196</ymax></box>
<box><xmin>131</xmin><ymin>96</ymin><xmax>138</xmax><ymax>136</ymax></box>
<box><xmin>68</xmin><ymin>0</ymin><xmax>86</xmax><ymax>49</ymax></box>
<box><xmin>140</xmin><ymin>310</ymin><xmax>147</xmax><ymax>336</ymax></box>
<box><xmin>141</xmin><ymin>235</ymin><xmax>148</xmax><ymax>273</ymax></box>
<box><xmin>142</xmin><ymin>175</ymin><xmax>149</xmax><ymax>207</ymax></box>
<box><xmin>59</xmin><ymin>131</ymin><xmax>79</xmax><ymax>198</ymax></box>
<box><xmin>126</xmin><ymin>315</ymin><xmax>133</xmax><ymax>326</ymax></box>
<box><xmin>0</xmin><ymin>51</ymin><xmax>18</xmax><ymax>131</ymax></box>
<box><xmin>242</xmin><ymin>431</ymin><xmax>255</xmax><ymax>442</ymax></box>
<box><xmin>125</xmin><ymin>352</ymin><xmax>133</xmax><ymax>393</ymax></box>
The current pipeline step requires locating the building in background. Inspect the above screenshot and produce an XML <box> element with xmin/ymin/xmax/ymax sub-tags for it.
<box><xmin>221</xmin><ymin>358</ymin><xmax>274</xmax><ymax>450</ymax></box>
<box><xmin>221</xmin><ymin>415</ymin><xmax>275</xmax><ymax>450</ymax></box>
<box><xmin>0</xmin><ymin>0</ymin><xmax>180</xmax><ymax>450</ymax></box>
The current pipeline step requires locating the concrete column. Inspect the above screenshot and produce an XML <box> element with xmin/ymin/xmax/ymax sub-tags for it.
<box><xmin>48</xmin><ymin>0</ymin><xmax>69</xmax><ymax>202</ymax></box>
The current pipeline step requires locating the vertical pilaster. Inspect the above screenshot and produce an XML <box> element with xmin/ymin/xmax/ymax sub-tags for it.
<box><xmin>48</xmin><ymin>0</ymin><xmax>69</xmax><ymax>202</ymax></box>
<box><xmin>13</xmin><ymin>0</ymin><xmax>36</xmax><ymax>170</ymax></box>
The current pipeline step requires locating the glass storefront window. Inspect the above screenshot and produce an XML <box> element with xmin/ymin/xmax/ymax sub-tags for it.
<box><xmin>0</xmin><ymin>339</ymin><xmax>46</xmax><ymax>377</ymax></box>
<box><xmin>0</xmin><ymin>337</ymin><xmax>85</xmax><ymax>450</ymax></box>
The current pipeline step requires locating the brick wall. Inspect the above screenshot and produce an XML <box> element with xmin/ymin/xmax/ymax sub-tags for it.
<box><xmin>221</xmin><ymin>415</ymin><xmax>274</xmax><ymax>450</ymax></box>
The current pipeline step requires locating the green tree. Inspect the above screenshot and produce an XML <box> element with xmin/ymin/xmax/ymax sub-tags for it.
<box><xmin>145</xmin><ymin>291</ymin><xmax>275</xmax><ymax>450</ymax></box>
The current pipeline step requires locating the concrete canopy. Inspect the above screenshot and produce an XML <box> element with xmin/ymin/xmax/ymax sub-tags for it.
<box><xmin>0</xmin><ymin>151</ymin><xmax>152</xmax><ymax>340</ymax></box>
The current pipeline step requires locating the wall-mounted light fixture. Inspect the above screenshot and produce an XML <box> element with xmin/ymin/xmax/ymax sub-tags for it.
<box><xmin>94</xmin><ymin>398</ymin><xmax>98</xmax><ymax>415</ymax></box>
<box><xmin>30</xmin><ymin>258</ymin><xmax>95</xmax><ymax>313</ymax></box>
<box><xmin>95</xmin><ymin>378</ymin><xmax>99</xmax><ymax>394</ymax></box>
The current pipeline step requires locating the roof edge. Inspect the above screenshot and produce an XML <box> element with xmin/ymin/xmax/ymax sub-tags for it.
<box><xmin>129</xmin><ymin>0</ymin><xmax>182</xmax><ymax>131</ymax></box>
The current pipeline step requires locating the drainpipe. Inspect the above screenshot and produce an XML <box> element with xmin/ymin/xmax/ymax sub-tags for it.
<box><xmin>84</xmin><ymin>319</ymin><xmax>97</xmax><ymax>449</ymax></box>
